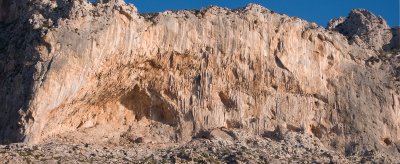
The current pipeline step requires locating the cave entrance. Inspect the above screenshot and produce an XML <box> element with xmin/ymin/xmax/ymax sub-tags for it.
<box><xmin>120</xmin><ymin>85</ymin><xmax>179</xmax><ymax>127</ymax></box>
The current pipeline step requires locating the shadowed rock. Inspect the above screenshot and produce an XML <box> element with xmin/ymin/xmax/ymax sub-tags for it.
<box><xmin>328</xmin><ymin>9</ymin><xmax>393</xmax><ymax>51</ymax></box>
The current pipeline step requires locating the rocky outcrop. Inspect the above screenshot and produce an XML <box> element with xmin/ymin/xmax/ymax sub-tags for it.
<box><xmin>327</xmin><ymin>9</ymin><xmax>394</xmax><ymax>52</ymax></box>
<box><xmin>388</xmin><ymin>27</ymin><xmax>400</xmax><ymax>50</ymax></box>
<box><xmin>0</xmin><ymin>0</ymin><xmax>399</xmax><ymax>161</ymax></box>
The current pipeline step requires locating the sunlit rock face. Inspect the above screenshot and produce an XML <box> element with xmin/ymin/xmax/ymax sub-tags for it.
<box><xmin>0</xmin><ymin>0</ymin><xmax>399</xmax><ymax>159</ymax></box>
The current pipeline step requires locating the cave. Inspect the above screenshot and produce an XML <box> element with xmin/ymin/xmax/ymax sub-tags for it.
<box><xmin>120</xmin><ymin>85</ymin><xmax>179</xmax><ymax>127</ymax></box>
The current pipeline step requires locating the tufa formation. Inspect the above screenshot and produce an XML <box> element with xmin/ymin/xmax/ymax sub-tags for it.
<box><xmin>0</xmin><ymin>0</ymin><xmax>399</xmax><ymax>161</ymax></box>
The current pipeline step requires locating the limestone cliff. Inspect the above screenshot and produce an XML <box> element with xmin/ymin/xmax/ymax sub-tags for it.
<box><xmin>0</xmin><ymin>0</ymin><xmax>399</xmax><ymax>159</ymax></box>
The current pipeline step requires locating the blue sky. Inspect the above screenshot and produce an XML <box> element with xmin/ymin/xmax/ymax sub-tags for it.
<box><xmin>125</xmin><ymin>0</ymin><xmax>399</xmax><ymax>27</ymax></box>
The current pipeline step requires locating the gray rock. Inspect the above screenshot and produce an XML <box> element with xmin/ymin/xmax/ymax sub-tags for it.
<box><xmin>328</xmin><ymin>9</ymin><xmax>392</xmax><ymax>51</ymax></box>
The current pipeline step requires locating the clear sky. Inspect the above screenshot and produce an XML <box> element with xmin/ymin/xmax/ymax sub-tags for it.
<box><xmin>124</xmin><ymin>0</ymin><xmax>399</xmax><ymax>27</ymax></box>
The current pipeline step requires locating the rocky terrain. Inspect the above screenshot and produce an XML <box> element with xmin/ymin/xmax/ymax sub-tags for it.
<box><xmin>0</xmin><ymin>0</ymin><xmax>399</xmax><ymax>163</ymax></box>
<box><xmin>0</xmin><ymin>130</ymin><xmax>396</xmax><ymax>163</ymax></box>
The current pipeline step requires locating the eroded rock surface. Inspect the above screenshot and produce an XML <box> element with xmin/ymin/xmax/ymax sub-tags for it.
<box><xmin>327</xmin><ymin>9</ymin><xmax>393</xmax><ymax>52</ymax></box>
<box><xmin>0</xmin><ymin>0</ymin><xmax>399</xmax><ymax>162</ymax></box>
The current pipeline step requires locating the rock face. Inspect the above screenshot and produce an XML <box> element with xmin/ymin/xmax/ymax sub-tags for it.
<box><xmin>327</xmin><ymin>9</ymin><xmax>393</xmax><ymax>51</ymax></box>
<box><xmin>0</xmin><ymin>0</ymin><xmax>399</xmax><ymax>160</ymax></box>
